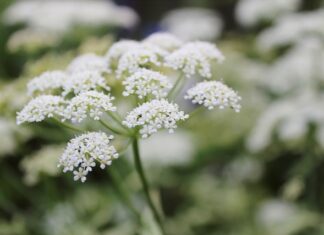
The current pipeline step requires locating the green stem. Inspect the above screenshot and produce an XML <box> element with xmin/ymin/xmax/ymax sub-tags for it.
<box><xmin>132</xmin><ymin>138</ymin><xmax>165</xmax><ymax>234</ymax></box>
<box><xmin>99</xmin><ymin>119</ymin><xmax>128</xmax><ymax>136</ymax></box>
<box><xmin>108</xmin><ymin>167</ymin><xmax>141</xmax><ymax>222</ymax></box>
<box><xmin>107</xmin><ymin>111</ymin><xmax>131</xmax><ymax>133</ymax></box>
<box><xmin>52</xmin><ymin>118</ymin><xmax>82</xmax><ymax>132</ymax></box>
<box><xmin>167</xmin><ymin>73</ymin><xmax>184</xmax><ymax>100</ymax></box>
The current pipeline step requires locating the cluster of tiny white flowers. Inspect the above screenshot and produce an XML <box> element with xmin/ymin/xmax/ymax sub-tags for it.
<box><xmin>64</xmin><ymin>91</ymin><xmax>116</xmax><ymax>123</ymax></box>
<box><xmin>58</xmin><ymin>132</ymin><xmax>119</xmax><ymax>182</ymax></box>
<box><xmin>62</xmin><ymin>71</ymin><xmax>110</xmax><ymax>96</ymax></box>
<box><xmin>17</xmin><ymin>95</ymin><xmax>66</xmax><ymax>124</ymax></box>
<box><xmin>165</xmin><ymin>42</ymin><xmax>224</xmax><ymax>78</ymax></box>
<box><xmin>116</xmin><ymin>44</ymin><xmax>167</xmax><ymax>78</ymax></box>
<box><xmin>27</xmin><ymin>70</ymin><xmax>67</xmax><ymax>96</ymax></box>
<box><xmin>122</xmin><ymin>69</ymin><xmax>172</xmax><ymax>99</ymax></box>
<box><xmin>142</xmin><ymin>32</ymin><xmax>183</xmax><ymax>51</ymax></box>
<box><xmin>185</xmin><ymin>81</ymin><xmax>241</xmax><ymax>112</ymax></box>
<box><xmin>123</xmin><ymin>99</ymin><xmax>189</xmax><ymax>138</ymax></box>
<box><xmin>67</xmin><ymin>54</ymin><xmax>109</xmax><ymax>74</ymax></box>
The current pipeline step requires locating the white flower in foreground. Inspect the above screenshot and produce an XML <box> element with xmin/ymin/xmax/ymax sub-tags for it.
<box><xmin>122</xmin><ymin>69</ymin><xmax>172</xmax><ymax>99</ymax></box>
<box><xmin>67</xmin><ymin>53</ymin><xmax>108</xmax><ymax>73</ymax></box>
<box><xmin>64</xmin><ymin>91</ymin><xmax>116</xmax><ymax>123</ymax></box>
<box><xmin>143</xmin><ymin>32</ymin><xmax>183</xmax><ymax>51</ymax></box>
<box><xmin>106</xmin><ymin>39</ymin><xmax>140</xmax><ymax>70</ymax></box>
<box><xmin>27</xmin><ymin>70</ymin><xmax>67</xmax><ymax>96</ymax></box>
<box><xmin>165</xmin><ymin>42</ymin><xmax>224</xmax><ymax>78</ymax></box>
<box><xmin>185</xmin><ymin>81</ymin><xmax>241</xmax><ymax>112</ymax></box>
<box><xmin>123</xmin><ymin>99</ymin><xmax>189</xmax><ymax>138</ymax></box>
<box><xmin>17</xmin><ymin>95</ymin><xmax>66</xmax><ymax>125</ymax></box>
<box><xmin>62</xmin><ymin>71</ymin><xmax>110</xmax><ymax>96</ymax></box>
<box><xmin>116</xmin><ymin>45</ymin><xmax>167</xmax><ymax>78</ymax></box>
<box><xmin>58</xmin><ymin>132</ymin><xmax>118</xmax><ymax>182</ymax></box>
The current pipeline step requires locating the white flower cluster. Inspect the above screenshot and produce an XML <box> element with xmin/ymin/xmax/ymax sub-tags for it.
<box><xmin>27</xmin><ymin>70</ymin><xmax>67</xmax><ymax>96</ymax></box>
<box><xmin>123</xmin><ymin>99</ymin><xmax>189</xmax><ymax>138</ymax></box>
<box><xmin>62</xmin><ymin>71</ymin><xmax>110</xmax><ymax>96</ymax></box>
<box><xmin>185</xmin><ymin>81</ymin><xmax>241</xmax><ymax>112</ymax></box>
<box><xmin>116</xmin><ymin>44</ymin><xmax>167</xmax><ymax>78</ymax></box>
<box><xmin>64</xmin><ymin>91</ymin><xmax>116</xmax><ymax>123</ymax></box>
<box><xmin>67</xmin><ymin>54</ymin><xmax>109</xmax><ymax>74</ymax></box>
<box><xmin>122</xmin><ymin>69</ymin><xmax>172</xmax><ymax>99</ymax></box>
<box><xmin>58</xmin><ymin>132</ymin><xmax>118</xmax><ymax>182</ymax></box>
<box><xmin>165</xmin><ymin>42</ymin><xmax>224</xmax><ymax>78</ymax></box>
<box><xmin>161</xmin><ymin>7</ymin><xmax>223</xmax><ymax>41</ymax></box>
<box><xmin>3</xmin><ymin>0</ymin><xmax>139</xmax><ymax>34</ymax></box>
<box><xmin>17</xmin><ymin>95</ymin><xmax>66</xmax><ymax>124</ymax></box>
<box><xmin>236</xmin><ymin>0</ymin><xmax>301</xmax><ymax>27</ymax></box>
<box><xmin>143</xmin><ymin>32</ymin><xmax>183</xmax><ymax>51</ymax></box>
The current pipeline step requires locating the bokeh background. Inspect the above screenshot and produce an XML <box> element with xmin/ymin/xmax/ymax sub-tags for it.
<box><xmin>1</xmin><ymin>0</ymin><xmax>324</xmax><ymax>234</ymax></box>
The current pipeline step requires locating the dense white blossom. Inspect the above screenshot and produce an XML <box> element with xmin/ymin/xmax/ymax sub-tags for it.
<box><xmin>236</xmin><ymin>0</ymin><xmax>301</xmax><ymax>27</ymax></box>
<box><xmin>161</xmin><ymin>7</ymin><xmax>223</xmax><ymax>41</ymax></box>
<box><xmin>64</xmin><ymin>91</ymin><xmax>116</xmax><ymax>123</ymax></box>
<box><xmin>165</xmin><ymin>42</ymin><xmax>224</xmax><ymax>78</ymax></box>
<box><xmin>62</xmin><ymin>71</ymin><xmax>110</xmax><ymax>96</ymax></box>
<box><xmin>143</xmin><ymin>32</ymin><xmax>183</xmax><ymax>51</ymax></box>
<box><xmin>17</xmin><ymin>95</ymin><xmax>66</xmax><ymax>125</ymax></box>
<box><xmin>257</xmin><ymin>9</ymin><xmax>324</xmax><ymax>50</ymax></box>
<box><xmin>122</xmin><ymin>69</ymin><xmax>172</xmax><ymax>99</ymax></box>
<box><xmin>3</xmin><ymin>0</ymin><xmax>139</xmax><ymax>34</ymax></box>
<box><xmin>185</xmin><ymin>81</ymin><xmax>241</xmax><ymax>112</ymax></box>
<box><xmin>67</xmin><ymin>54</ymin><xmax>108</xmax><ymax>74</ymax></box>
<box><xmin>123</xmin><ymin>99</ymin><xmax>189</xmax><ymax>138</ymax></box>
<box><xmin>58</xmin><ymin>132</ymin><xmax>118</xmax><ymax>182</ymax></box>
<box><xmin>27</xmin><ymin>70</ymin><xmax>67</xmax><ymax>96</ymax></box>
<box><xmin>116</xmin><ymin>45</ymin><xmax>167</xmax><ymax>78</ymax></box>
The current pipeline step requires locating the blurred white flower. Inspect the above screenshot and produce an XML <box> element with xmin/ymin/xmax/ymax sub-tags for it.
<box><xmin>58</xmin><ymin>132</ymin><xmax>118</xmax><ymax>182</ymax></box>
<box><xmin>17</xmin><ymin>95</ymin><xmax>66</xmax><ymax>124</ymax></box>
<box><xmin>185</xmin><ymin>80</ymin><xmax>241</xmax><ymax>112</ymax></box>
<box><xmin>63</xmin><ymin>91</ymin><xmax>116</xmax><ymax>123</ymax></box>
<box><xmin>27</xmin><ymin>70</ymin><xmax>67</xmax><ymax>96</ymax></box>
<box><xmin>67</xmin><ymin>53</ymin><xmax>108</xmax><ymax>74</ymax></box>
<box><xmin>116</xmin><ymin>44</ymin><xmax>167</xmax><ymax>78</ymax></box>
<box><xmin>165</xmin><ymin>42</ymin><xmax>224</xmax><ymax>78</ymax></box>
<box><xmin>21</xmin><ymin>145</ymin><xmax>64</xmax><ymax>185</ymax></box>
<box><xmin>236</xmin><ymin>0</ymin><xmax>301</xmax><ymax>27</ymax></box>
<box><xmin>142</xmin><ymin>32</ymin><xmax>183</xmax><ymax>51</ymax></box>
<box><xmin>161</xmin><ymin>7</ymin><xmax>223</xmax><ymax>41</ymax></box>
<box><xmin>62</xmin><ymin>71</ymin><xmax>110</xmax><ymax>96</ymax></box>
<box><xmin>105</xmin><ymin>39</ymin><xmax>140</xmax><ymax>70</ymax></box>
<box><xmin>261</xmin><ymin>37</ymin><xmax>324</xmax><ymax>95</ymax></box>
<box><xmin>257</xmin><ymin>9</ymin><xmax>324</xmax><ymax>50</ymax></box>
<box><xmin>122</xmin><ymin>69</ymin><xmax>172</xmax><ymax>99</ymax></box>
<box><xmin>3</xmin><ymin>0</ymin><xmax>139</xmax><ymax>34</ymax></box>
<box><xmin>0</xmin><ymin>118</ymin><xmax>19</xmax><ymax>156</ymax></box>
<box><xmin>123</xmin><ymin>99</ymin><xmax>189</xmax><ymax>138</ymax></box>
<box><xmin>247</xmin><ymin>92</ymin><xmax>324</xmax><ymax>152</ymax></box>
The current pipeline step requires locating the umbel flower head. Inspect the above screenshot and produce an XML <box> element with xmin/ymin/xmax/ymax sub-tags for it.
<box><xmin>185</xmin><ymin>80</ymin><xmax>241</xmax><ymax>112</ymax></box>
<box><xmin>58</xmin><ymin>132</ymin><xmax>119</xmax><ymax>182</ymax></box>
<box><xmin>123</xmin><ymin>99</ymin><xmax>189</xmax><ymax>138</ymax></box>
<box><xmin>142</xmin><ymin>32</ymin><xmax>183</xmax><ymax>51</ymax></box>
<box><xmin>67</xmin><ymin>53</ymin><xmax>109</xmax><ymax>74</ymax></box>
<box><xmin>64</xmin><ymin>91</ymin><xmax>116</xmax><ymax>123</ymax></box>
<box><xmin>17</xmin><ymin>95</ymin><xmax>66</xmax><ymax>125</ymax></box>
<box><xmin>27</xmin><ymin>70</ymin><xmax>67</xmax><ymax>96</ymax></box>
<box><xmin>116</xmin><ymin>44</ymin><xmax>167</xmax><ymax>78</ymax></box>
<box><xmin>122</xmin><ymin>69</ymin><xmax>172</xmax><ymax>99</ymax></box>
<box><xmin>165</xmin><ymin>41</ymin><xmax>224</xmax><ymax>78</ymax></box>
<box><xmin>62</xmin><ymin>71</ymin><xmax>110</xmax><ymax>96</ymax></box>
